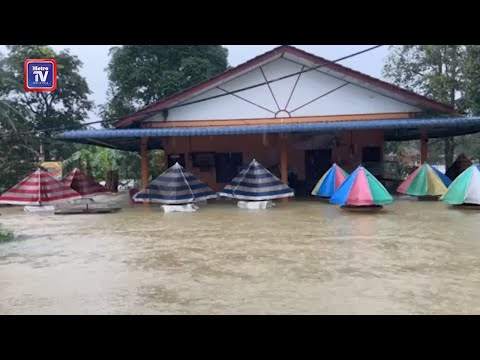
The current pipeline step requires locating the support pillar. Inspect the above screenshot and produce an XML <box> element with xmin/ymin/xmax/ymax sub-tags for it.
<box><xmin>162</xmin><ymin>137</ymin><xmax>169</xmax><ymax>171</ymax></box>
<box><xmin>140</xmin><ymin>137</ymin><xmax>149</xmax><ymax>207</ymax></box>
<box><xmin>420</xmin><ymin>129</ymin><xmax>428</xmax><ymax>164</ymax></box>
<box><xmin>280</xmin><ymin>133</ymin><xmax>289</xmax><ymax>202</ymax></box>
<box><xmin>262</xmin><ymin>133</ymin><xmax>268</xmax><ymax>147</ymax></box>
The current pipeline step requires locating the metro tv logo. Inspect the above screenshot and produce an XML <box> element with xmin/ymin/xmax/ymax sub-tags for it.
<box><xmin>24</xmin><ymin>59</ymin><xmax>57</xmax><ymax>92</ymax></box>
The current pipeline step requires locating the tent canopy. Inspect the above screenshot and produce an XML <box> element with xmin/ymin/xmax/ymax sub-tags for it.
<box><xmin>133</xmin><ymin>162</ymin><xmax>217</xmax><ymax>204</ymax></box>
<box><xmin>446</xmin><ymin>154</ymin><xmax>472</xmax><ymax>180</ymax></box>
<box><xmin>330</xmin><ymin>166</ymin><xmax>393</xmax><ymax>206</ymax></box>
<box><xmin>442</xmin><ymin>165</ymin><xmax>480</xmax><ymax>205</ymax></box>
<box><xmin>63</xmin><ymin>168</ymin><xmax>108</xmax><ymax>196</ymax></box>
<box><xmin>0</xmin><ymin>169</ymin><xmax>81</xmax><ymax>205</ymax></box>
<box><xmin>311</xmin><ymin>163</ymin><xmax>348</xmax><ymax>198</ymax></box>
<box><xmin>219</xmin><ymin>159</ymin><xmax>294</xmax><ymax>201</ymax></box>
<box><xmin>397</xmin><ymin>163</ymin><xmax>451</xmax><ymax>197</ymax></box>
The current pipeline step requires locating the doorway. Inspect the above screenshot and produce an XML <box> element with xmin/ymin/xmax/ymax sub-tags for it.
<box><xmin>215</xmin><ymin>153</ymin><xmax>243</xmax><ymax>183</ymax></box>
<box><xmin>362</xmin><ymin>146</ymin><xmax>382</xmax><ymax>177</ymax></box>
<box><xmin>305</xmin><ymin>149</ymin><xmax>332</xmax><ymax>194</ymax></box>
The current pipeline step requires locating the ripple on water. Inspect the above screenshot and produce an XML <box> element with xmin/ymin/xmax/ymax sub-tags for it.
<box><xmin>1</xmin><ymin>198</ymin><xmax>480</xmax><ymax>314</ymax></box>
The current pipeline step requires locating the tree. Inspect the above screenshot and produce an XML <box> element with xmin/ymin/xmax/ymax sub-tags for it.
<box><xmin>0</xmin><ymin>53</ymin><xmax>39</xmax><ymax>192</ymax></box>
<box><xmin>463</xmin><ymin>45</ymin><xmax>480</xmax><ymax>116</ymax></box>
<box><xmin>100</xmin><ymin>45</ymin><xmax>229</xmax><ymax>127</ymax></box>
<box><xmin>0</xmin><ymin>99</ymin><xmax>39</xmax><ymax>192</ymax></box>
<box><xmin>383</xmin><ymin>45</ymin><xmax>466</xmax><ymax>166</ymax></box>
<box><xmin>62</xmin><ymin>145</ymin><xmax>166</xmax><ymax>190</ymax></box>
<box><xmin>1</xmin><ymin>45</ymin><xmax>93</xmax><ymax>161</ymax></box>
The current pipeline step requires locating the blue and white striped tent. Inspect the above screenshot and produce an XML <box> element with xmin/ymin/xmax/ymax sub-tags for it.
<box><xmin>219</xmin><ymin>159</ymin><xmax>294</xmax><ymax>201</ymax></box>
<box><xmin>133</xmin><ymin>162</ymin><xmax>217</xmax><ymax>204</ymax></box>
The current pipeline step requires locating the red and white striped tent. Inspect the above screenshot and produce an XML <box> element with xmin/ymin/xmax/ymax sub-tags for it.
<box><xmin>62</xmin><ymin>168</ymin><xmax>108</xmax><ymax>196</ymax></box>
<box><xmin>0</xmin><ymin>168</ymin><xmax>81</xmax><ymax>205</ymax></box>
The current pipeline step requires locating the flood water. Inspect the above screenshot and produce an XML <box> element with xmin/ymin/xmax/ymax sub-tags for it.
<box><xmin>1</xmin><ymin>194</ymin><xmax>480</xmax><ymax>315</ymax></box>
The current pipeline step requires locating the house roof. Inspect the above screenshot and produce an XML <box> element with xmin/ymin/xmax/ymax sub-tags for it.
<box><xmin>113</xmin><ymin>45</ymin><xmax>456</xmax><ymax>128</ymax></box>
<box><xmin>58</xmin><ymin>116</ymin><xmax>480</xmax><ymax>152</ymax></box>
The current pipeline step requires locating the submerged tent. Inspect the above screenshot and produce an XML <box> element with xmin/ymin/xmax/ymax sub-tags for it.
<box><xmin>442</xmin><ymin>165</ymin><xmax>480</xmax><ymax>205</ymax></box>
<box><xmin>330</xmin><ymin>166</ymin><xmax>393</xmax><ymax>206</ymax></box>
<box><xmin>133</xmin><ymin>162</ymin><xmax>217</xmax><ymax>204</ymax></box>
<box><xmin>0</xmin><ymin>168</ymin><xmax>81</xmax><ymax>205</ymax></box>
<box><xmin>397</xmin><ymin>163</ymin><xmax>451</xmax><ymax>197</ymax></box>
<box><xmin>62</xmin><ymin>168</ymin><xmax>108</xmax><ymax>196</ymax></box>
<box><xmin>311</xmin><ymin>163</ymin><xmax>348</xmax><ymax>198</ymax></box>
<box><xmin>446</xmin><ymin>153</ymin><xmax>472</xmax><ymax>180</ymax></box>
<box><xmin>219</xmin><ymin>159</ymin><xmax>294</xmax><ymax>201</ymax></box>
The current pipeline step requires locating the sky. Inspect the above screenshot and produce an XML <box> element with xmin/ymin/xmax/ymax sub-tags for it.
<box><xmin>0</xmin><ymin>45</ymin><xmax>390</xmax><ymax>122</ymax></box>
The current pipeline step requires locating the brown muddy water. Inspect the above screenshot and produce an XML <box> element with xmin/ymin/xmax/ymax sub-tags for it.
<box><xmin>1</xmin><ymin>194</ymin><xmax>480</xmax><ymax>315</ymax></box>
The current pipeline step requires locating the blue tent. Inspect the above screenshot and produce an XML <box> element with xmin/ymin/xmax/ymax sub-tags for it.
<box><xmin>219</xmin><ymin>159</ymin><xmax>294</xmax><ymax>201</ymax></box>
<box><xmin>431</xmin><ymin>166</ymin><xmax>452</xmax><ymax>187</ymax></box>
<box><xmin>133</xmin><ymin>162</ymin><xmax>217</xmax><ymax>204</ymax></box>
<box><xmin>311</xmin><ymin>163</ymin><xmax>348</xmax><ymax>198</ymax></box>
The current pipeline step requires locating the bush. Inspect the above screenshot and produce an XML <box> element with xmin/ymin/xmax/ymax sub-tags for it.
<box><xmin>0</xmin><ymin>228</ymin><xmax>15</xmax><ymax>243</ymax></box>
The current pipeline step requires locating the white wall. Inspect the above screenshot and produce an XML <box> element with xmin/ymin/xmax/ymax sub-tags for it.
<box><xmin>148</xmin><ymin>56</ymin><xmax>422</xmax><ymax>122</ymax></box>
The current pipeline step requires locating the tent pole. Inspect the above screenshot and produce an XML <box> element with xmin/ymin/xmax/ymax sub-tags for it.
<box><xmin>280</xmin><ymin>133</ymin><xmax>289</xmax><ymax>203</ymax></box>
<box><xmin>140</xmin><ymin>136</ymin><xmax>150</xmax><ymax>208</ymax></box>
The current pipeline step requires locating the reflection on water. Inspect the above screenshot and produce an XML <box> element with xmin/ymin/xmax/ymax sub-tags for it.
<box><xmin>1</xmin><ymin>195</ymin><xmax>480</xmax><ymax>314</ymax></box>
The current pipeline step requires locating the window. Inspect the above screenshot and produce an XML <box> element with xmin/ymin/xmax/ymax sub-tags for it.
<box><xmin>191</xmin><ymin>152</ymin><xmax>215</xmax><ymax>171</ymax></box>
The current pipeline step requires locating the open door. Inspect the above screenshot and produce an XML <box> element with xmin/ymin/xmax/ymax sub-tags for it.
<box><xmin>305</xmin><ymin>149</ymin><xmax>332</xmax><ymax>193</ymax></box>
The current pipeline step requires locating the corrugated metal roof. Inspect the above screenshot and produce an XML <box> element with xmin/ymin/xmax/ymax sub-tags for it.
<box><xmin>60</xmin><ymin>117</ymin><xmax>480</xmax><ymax>138</ymax></box>
<box><xmin>56</xmin><ymin>116</ymin><xmax>480</xmax><ymax>151</ymax></box>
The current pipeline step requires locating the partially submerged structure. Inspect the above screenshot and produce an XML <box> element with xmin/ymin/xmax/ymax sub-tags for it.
<box><xmin>54</xmin><ymin>198</ymin><xmax>122</xmax><ymax>215</ymax></box>
<box><xmin>330</xmin><ymin>166</ymin><xmax>393</xmax><ymax>212</ymax></box>
<box><xmin>311</xmin><ymin>163</ymin><xmax>348</xmax><ymax>199</ymax></box>
<box><xmin>396</xmin><ymin>163</ymin><xmax>452</xmax><ymax>200</ymax></box>
<box><xmin>218</xmin><ymin>159</ymin><xmax>294</xmax><ymax>209</ymax></box>
<box><xmin>56</xmin><ymin>46</ymin><xmax>480</xmax><ymax>196</ymax></box>
<box><xmin>442</xmin><ymin>165</ymin><xmax>480</xmax><ymax>208</ymax></box>
<box><xmin>445</xmin><ymin>154</ymin><xmax>472</xmax><ymax>181</ymax></box>
<box><xmin>0</xmin><ymin>169</ymin><xmax>81</xmax><ymax>211</ymax></box>
<box><xmin>62</xmin><ymin>168</ymin><xmax>108</xmax><ymax>196</ymax></box>
<box><xmin>133</xmin><ymin>162</ymin><xmax>217</xmax><ymax>212</ymax></box>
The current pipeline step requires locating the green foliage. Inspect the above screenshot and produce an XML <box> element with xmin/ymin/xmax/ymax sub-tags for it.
<box><xmin>383</xmin><ymin>45</ymin><xmax>465</xmax><ymax>106</ymax></box>
<box><xmin>384</xmin><ymin>140</ymin><xmax>418</xmax><ymax>179</ymax></box>
<box><xmin>1</xmin><ymin>45</ymin><xmax>93</xmax><ymax>161</ymax></box>
<box><xmin>100</xmin><ymin>45</ymin><xmax>229</xmax><ymax>126</ymax></box>
<box><xmin>0</xmin><ymin>228</ymin><xmax>15</xmax><ymax>243</ymax></box>
<box><xmin>382</xmin><ymin>45</ymin><xmax>480</xmax><ymax>166</ymax></box>
<box><xmin>463</xmin><ymin>45</ymin><xmax>480</xmax><ymax>116</ymax></box>
<box><xmin>0</xmin><ymin>45</ymin><xmax>93</xmax><ymax>191</ymax></box>
<box><xmin>384</xmin><ymin>141</ymin><xmax>407</xmax><ymax>158</ymax></box>
<box><xmin>0</xmin><ymin>66</ymin><xmax>40</xmax><ymax>192</ymax></box>
<box><xmin>62</xmin><ymin>145</ymin><xmax>166</xmax><ymax>187</ymax></box>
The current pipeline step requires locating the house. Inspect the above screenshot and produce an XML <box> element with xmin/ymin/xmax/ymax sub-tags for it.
<box><xmin>58</xmin><ymin>45</ymin><xmax>480</xmax><ymax>196</ymax></box>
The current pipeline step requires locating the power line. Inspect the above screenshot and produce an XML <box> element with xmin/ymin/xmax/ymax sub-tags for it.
<box><xmin>0</xmin><ymin>45</ymin><xmax>384</xmax><ymax>140</ymax></box>
<box><xmin>116</xmin><ymin>45</ymin><xmax>385</xmax><ymax>123</ymax></box>
<box><xmin>170</xmin><ymin>46</ymin><xmax>384</xmax><ymax>109</ymax></box>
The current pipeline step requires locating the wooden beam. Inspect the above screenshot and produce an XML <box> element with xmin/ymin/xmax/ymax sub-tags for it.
<box><xmin>140</xmin><ymin>137</ymin><xmax>149</xmax><ymax>188</ymax></box>
<box><xmin>140</xmin><ymin>137</ymin><xmax>149</xmax><ymax>207</ymax></box>
<box><xmin>280</xmin><ymin>133</ymin><xmax>289</xmax><ymax>203</ymax></box>
<box><xmin>142</xmin><ymin>112</ymin><xmax>414</xmax><ymax>129</ymax></box>
<box><xmin>420</xmin><ymin>129</ymin><xmax>428</xmax><ymax>164</ymax></box>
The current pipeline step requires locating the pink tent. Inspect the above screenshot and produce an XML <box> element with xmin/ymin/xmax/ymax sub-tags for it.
<box><xmin>62</xmin><ymin>168</ymin><xmax>108</xmax><ymax>196</ymax></box>
<box><xmin>0</xmin><ymin>169</ymin><xmax>81</xmax><ymax>205</ymax></box>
